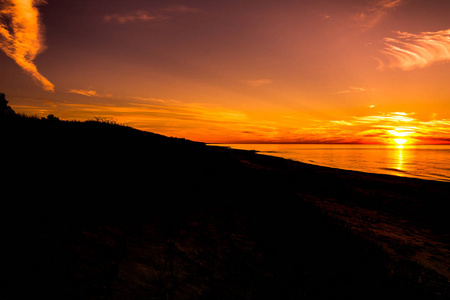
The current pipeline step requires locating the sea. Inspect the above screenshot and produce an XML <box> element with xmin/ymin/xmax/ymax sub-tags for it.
<box><xmin>213</xmin><ymin>144</ymin><xmax>450</xmax><ymax>183</ymax></box>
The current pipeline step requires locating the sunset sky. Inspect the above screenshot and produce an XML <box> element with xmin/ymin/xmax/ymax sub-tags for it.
<box><xmin>2</xmin><ymin>0</ymin><xmax>450</xmax><ymax>144</ymax></box>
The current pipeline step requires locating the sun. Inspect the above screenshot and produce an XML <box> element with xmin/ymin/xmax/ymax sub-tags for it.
<box><xmin>388</xmin><ymin>127</ymin><xmax>414</xmax><ymax>145</ymax></box>
<box><xmin>394</xmin><ymin>138</ymin><xmax>407</xmax><ymax>145</ymax></box>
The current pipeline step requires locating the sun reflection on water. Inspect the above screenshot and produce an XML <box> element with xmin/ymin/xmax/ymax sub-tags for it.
<box><xmin>395</xmin><ymin>145</ymin><xmax>404</xmax><ymax>171</ymax></box>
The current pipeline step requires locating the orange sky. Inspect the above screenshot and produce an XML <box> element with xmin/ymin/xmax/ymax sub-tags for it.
<box><xmin>2</xmin><ymin>0</ymin><xmax>450</xmax><ymax>144</ymax></box>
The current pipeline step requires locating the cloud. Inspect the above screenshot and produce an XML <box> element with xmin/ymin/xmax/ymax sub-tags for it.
<box><xmin>129</xmin><ymin>96</ymin><xmax>181</xmax><ymax>105</ymax></box>
<box><xmin>47</xmin><ymin>95</ymin><xmax>249</xmax><ymax>128</ymax></box>
<box><xmin>103</xmin><ymin>11</ymin><xmax>164</xmax><ymax>24</ymax></box>
<box><xmin>354</xmin><ymin>111</ymin><xmax>415</xmax><ymax>123</ymax></box>
<box><xmin>354</xmin><ymin>0</ymin><xmax>402</xmax><ymax>31</ymax></box>
<box><xmin>11</xmin><ymin>93</ymin><xmax>450</xmax><ymax>144</ymax></box>
<box><xmin>68</xmin><ymin>89</ymin><xmax>112</xmax><ymax>98</ymax></box>
<box><xmin>379</xmin><ymin>29</ymin><xmax>450</xmax><ymax>70</ymax></box>
<box><xmin>330</xmin><ymin>87</ymin><xmax>368</xmax><ymax>95</ymax></box>
<box><xmin>68</xmin><ymin>89</ymin><xmax>97</xmax><ymax>97</ymax></box>
<box><xmin>379</xmin><ymin>0</ymin><xmax>402</xmax><ymax>9</ymax></box>
<box><xmin>330</xmin><ymin>120</ymin><xmax>353</xmax><ymax>126</ymax></box>
<box><xmin>319</xmin><ymin>111</ymin><xmax>450</xmax><ymax>144</ymax></box>
<box><xmin>312</xmin><ymin>112</ymin><xmax>418</xmax><ymax>143</ymax></box>
<box><xmin>0</xmin><ymin>0</ymin><xmax>54</xmax><ymax>91</ymax></box>
<box><xmin>104</xmin><ymin>5</ymin><xmax>198</xmax><ymax>24</ymax></box>
<box><xmin>319</xmin><ymin>13</ymin><xmax>330</xmax><ymax>20</ymax></box>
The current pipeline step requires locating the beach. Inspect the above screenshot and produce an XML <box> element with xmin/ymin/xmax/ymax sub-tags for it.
<box><xmin>2</xmin><ymin>115</ymin><xmax>450</xmax><ymax>299</ymax></box>
<box><xmin>216</xmin><ymin>145</ymin><xmax>450</xmax><ymax>287</ymax></box>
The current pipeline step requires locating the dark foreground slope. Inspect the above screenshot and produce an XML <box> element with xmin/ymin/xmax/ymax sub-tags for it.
<box><xmin>2</xmin><ymin>114</ymin><xmax>449</xmax><ymax>299</ymax></box>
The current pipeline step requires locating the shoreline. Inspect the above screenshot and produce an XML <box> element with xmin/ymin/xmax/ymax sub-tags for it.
<box><xmin>211</xmin><ymin>143</ymin><xmax>450</xmax><ymax>183</ymax></box>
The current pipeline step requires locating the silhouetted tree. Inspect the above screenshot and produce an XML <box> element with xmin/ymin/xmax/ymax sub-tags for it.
<box><xmin>0</xmin><ymin>93</ymin><xmax>15</xmax><ymax>117</ymax></box>
<box><xmin>46</xmin><ymin>114</ymin><xmax>60</xmax><ymax>121</ymax></box>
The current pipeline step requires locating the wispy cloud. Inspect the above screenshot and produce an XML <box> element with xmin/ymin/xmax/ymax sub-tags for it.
<box><xmin>354</xmin><ymin>0</ymin><xmax>402</xmax><ymax>31</ymax></box>
<box><xmin>11</xmin><ymin>93</ymin><xmax>450</xmax><ymax>144</ymax></box>
<box><xmin>319</xmin><ymin>13</ymin><xmax>331</xmax><ymax>20</ymax></box>
<box><xmin>0</xmin><ymin>0</ymin><xmax>54</xmax><ymax>91</ymax></box>
<box><xmin>14</xmin><ymin>94</ymin><xmax>252</xmax><ymax>142</ymax></box>
<box><xmin>103</xmin><ymin>11</ymin><xmax>165</xmax><ymax>24</ymax></box>
<box><xmin>379</xmin><ymin>0</ymin><xmax>402</xmax><ymax>9</ymax></box>
<box><xmin>353</xmin><ymin>112</ymin><xmax>415</xmax><ymax>124</ymax></box>
<box><xmin>129</xmin><ymin>96</ymin><xmax>181</xmax><ymax>105</ymax></box>
<box><xmin>320</xmin><ymin>112</ymin><xmax>450</xmax><ymax>144</ymax></box>
<box><xmin>68</xmin><ymin>89</ymin><xmax>98</xmax><ymax>97</ymax></box>
<box><xmin>379</xmin><ymin>29</ymin><xmax>450</xmax><ymax>70</ymax></box>
<box><xmin>104</xmin><ymin>5</ymin><xmax>198</xmax><ymax>24</ymax></box>
<box><xmin>330</xmin><ymin>87</ymin><xmax>368</xmax><ymax>95</ymax></box>
<box><xmin>266</xmin><ymin>111</ymin><xmax>450</xmax><ymax>144</ymax></box>
<box><xmin>68</xmin><ymin>89</ymin><xmax>112</xmax><ymax>98</ymax></box>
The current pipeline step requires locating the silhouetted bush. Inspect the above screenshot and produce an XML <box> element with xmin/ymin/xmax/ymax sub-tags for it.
<box><xmin>0</xmin><ymin>93</ymin><xmax>15</xmax><ymax>117</ymax></box>
<box><xmin>89</xmin><ymin>116</ymin><xmax>125</xmax><ymax>126</ymax></box>
<box><xmin>45</xmin><ymin>114</ymin><xmax>60</xmax><ymax>121</ymax></box>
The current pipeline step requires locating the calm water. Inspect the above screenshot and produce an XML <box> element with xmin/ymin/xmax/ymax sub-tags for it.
<box><xmin>215</xmin><ymin>144</ymin><xmax>450</xmax><ymax>182</ymax></box>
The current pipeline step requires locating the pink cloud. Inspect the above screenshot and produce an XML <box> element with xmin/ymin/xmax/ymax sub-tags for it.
<box><xmin>379</xmin><ymin>29</ymin><xmax>450</xmax><ymax>70</ymax></box>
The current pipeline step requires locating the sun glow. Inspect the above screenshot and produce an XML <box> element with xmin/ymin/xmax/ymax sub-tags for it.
<box><xmin>387</xmin><ymin>126</ymin><xmax>415</xmax><ymax>145</ymax></box>
<box><xmin>394</xmin><ymin>138</ymin><xmax>407</xmax><ymax>145</ymax></box>
<box><xmin>388</xmin><ymin>127</ymin><xmax>415</xmax><ymax>137</ymax></box>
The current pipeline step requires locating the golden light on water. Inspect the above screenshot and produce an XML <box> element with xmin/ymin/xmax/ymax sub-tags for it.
<box><xmin>396</xmin><ymin>145</ymin><xmax>404</xmax><ymax>170</ymax></box>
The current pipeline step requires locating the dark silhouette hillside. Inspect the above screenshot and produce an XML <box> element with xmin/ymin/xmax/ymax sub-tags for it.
<box><xmin>1</xmin><ymin>95</ymin><xmax>449</xmax><ymax>299</ymax></box>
